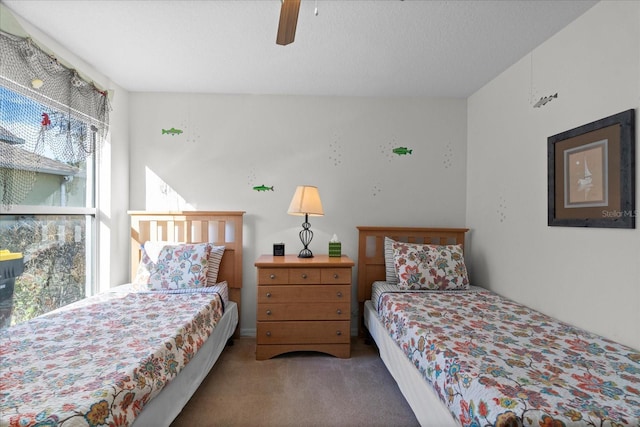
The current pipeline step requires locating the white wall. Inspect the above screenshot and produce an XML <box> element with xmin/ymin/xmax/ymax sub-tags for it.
<box><xmin>467</xmin><ymin>1</ymin><xmax>640</xmax><ymax>349</ymax></box>
<box><xmin>98</xmin><ymin>87</ymin><xmax>130</xmax><ymax>290</ymax></box>
<box><xmin>129</xmin><ymin>94</ymin><xmax>468</xmax><ymax>335</ymax></box>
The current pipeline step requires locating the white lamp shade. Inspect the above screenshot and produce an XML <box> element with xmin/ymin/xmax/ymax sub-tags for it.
<box><xmin>287</xmin><ymin>185</ymin><xmax>324</xmax><ymax>216</ymax></box>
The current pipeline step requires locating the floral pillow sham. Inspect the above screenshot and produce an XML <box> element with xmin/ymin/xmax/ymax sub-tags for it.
<box><xmin>392</xmin><ymin>241</ymin><xmax>469</xmax><ymax>290</ymax></box>
<box><xmin>133</xmin><ymin>242</ymin><xmax>212</xmax><ymax>290</ymax></box>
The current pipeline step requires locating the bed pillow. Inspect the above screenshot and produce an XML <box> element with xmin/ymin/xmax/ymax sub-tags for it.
<box><xmin>392</xmin><ymin>242</ymin><xmax>469</xmax><ymax>290</ymax></box>
<box><xmin>132</xmin><ymin>245</ymin><xmax>154</xmax><ymax>287</ymax></box>
<box><xmin>133</xmin><ymin>242</ymin><xmax>212</xmax><ymax>290</ymax></box>
<box><xmin>384</xmin><ymin>237</ymin><xmax>399</xmax><ymax>284</ymax></box>
<box><xmin>132</xmin><ymin>241</ymin><xmax>177</xmax><ymax>288</ymax></box>
<box><xmin>132</xmin><ymin>241</ymin><xmax>173</xmax><ymax>288</ymax></box>
<box><xmin>206</xmin><ymin>245</ymin><xmax>225</xmax><ymax>286</ymax></box>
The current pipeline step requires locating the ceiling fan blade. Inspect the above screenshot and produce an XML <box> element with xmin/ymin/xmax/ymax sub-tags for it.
<box><xmin>276</xmin><ymin>0</ymin><xmax>301</xmax><ymax>46</ymax></box>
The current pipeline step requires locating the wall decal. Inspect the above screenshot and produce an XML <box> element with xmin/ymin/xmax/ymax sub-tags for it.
<box><xmin>328</xmin><ymin>135</ymin><xmax>342</xmax><ymax>166</ymax></box>
<box><xmin>497</xmin><ymin>193</ymin><xmax>507</xmax><ymax>223</ymax></box>
<box><xmin>161</xmin><ymin>127</ymin><xmax>183</xmax><ymax>136</ymax></box>
<box><xmin>380</xmin><ymin>138</ymin><xmax>410</xmax><ymax>162</ymax></box>
<box><xmin>253</xmin><ymin>185</ymin><xmax>274</xmax><ymax>192</ymax></box>
<box><xmin>443</xmin><ymin>142</ymin><xmax>453</xmax><ymax>169</ymax></box>
<box><xmin>178</xmin><ymin>119</ymin><xmax>201</xmax><ymax>144</ymax></box>
<box><xmin>392</xmin><ymin>146</ymin><xmax>413</xmax><ymax>155</ymax></box>
<box><xmin>248</xmin><ymin>170</ymin><xmax>274</xmax><ymax>192</ymax></box>
<box><xmin>371</xmin><ymin>183</ymin><xmax>382</xmax><ymax>197</ymax></box>
<box><xmin>380</xmin><ymin>140</ymin><xmax>393</xmax><ymax>162</ymax></box>
<box><xmin>247</xmin><ymin>170</ymin><xmax>257</xmax><ymax>187</ymax></box>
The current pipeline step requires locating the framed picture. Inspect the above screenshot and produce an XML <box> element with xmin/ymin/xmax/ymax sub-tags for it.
<box><xmin>548</xmin><ymin>109</ymin><xmax>635</xmax><ymax>228</ymax></box>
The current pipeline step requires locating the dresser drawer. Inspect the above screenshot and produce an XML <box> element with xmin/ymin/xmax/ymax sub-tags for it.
<box><xmin>288</xmin><ymin>268</ymin><xmax>321</xmax><ymax>284</ymax></box>
<box><xmin>258</xmin><ymin>268</ymin><xmax>289</xmax><ymax>284</ymax></box>
<box><xmin>256</xmin><ymin>321</ymin><xmax>350</xmax><ymax>345</ymax></box>
<box><xmin>320</xmin><ymin>268</ymin><xmax>351</xmax><ymax>284</ymax></box>
<box><xmin>257</xmin><ymin>302</ymin><xmax>350</xmax><ymax>321</ymax></box>
<box><xmin>257</xmin><ymin>285</ymin><xmax>350</xmax><ymax>303</ymax></box>
<box><xmin>258</xmin><ymin>267</ymin><xmax>323</xmax><ymax>284</ymax></box>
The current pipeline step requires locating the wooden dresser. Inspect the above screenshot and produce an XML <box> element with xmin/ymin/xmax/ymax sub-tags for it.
<box><xmin>254</xmin><ymin>254</ymin><xmax>354</xmax><ymax>360</ymax></box>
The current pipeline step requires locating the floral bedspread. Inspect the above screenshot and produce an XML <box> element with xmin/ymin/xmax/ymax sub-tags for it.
<box><xmin>377</xmin><ymin>289</ymin><xmax>640</xmax><ymax>426</ymax></box>
<box><xmin>0</xmin><ymin>290</ymin><xmax>225</xmax><ymax>427</ymax></box>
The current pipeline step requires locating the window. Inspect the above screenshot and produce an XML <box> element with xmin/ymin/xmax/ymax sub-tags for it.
<box><xmin>0</xmin><ymin>87</ymin><xmax>96</xmax><ymax>328</ymax></box>
<box><xmin>0</xmin><ymin>214</ymin><xmax>93</xmax><ymax>325</ymax></box>
<box><xmin>0</xmin><ymin>31</ymin><xmax>108</xmax><ymax>329</ymax></box>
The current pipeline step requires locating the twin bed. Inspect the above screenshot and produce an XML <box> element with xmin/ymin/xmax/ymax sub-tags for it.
<box><xmin>1</xmin><ymin>211</ymin><xmax>244</xmax><ymax>427</ymax></box>
<box><xmin>357</xmin><ymin>226</ymin><xmax>640</xmax><ymax>427</ymax></box>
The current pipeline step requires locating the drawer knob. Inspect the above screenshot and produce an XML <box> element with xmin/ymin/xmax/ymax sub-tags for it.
<box><xmin>336</xmin><ymin>309</ymin><xmax>342</xmax><ymax>315</ymax></box>
<box><xmin>333</xmin><ymin>273</ymin><xmax>338</xmax><ymax>279</ymax></box>
<box><xmin>266</xmin><ymin>292</ymin><xmax>272</xmax><ymax>298</ymax></box>
<box><xmin>270</xmin><ymin>274</ymin><xmax>275</xmax><ymax>279</ymax></box>
<box><xmin>266</xmin><ymin>331</ymin><xmax>271</xmax><ymax>337</ymax></box>
<box><xmin>266</xmin><ymin>310</ymin><xmax>272</xmax><ymax>316</ymax></box>
<box><xmin>302</xmin><ymin>273</ymin><xmax>307</xmax><ymax>279</ymax></box>
<box><xmin>337</xmin><ymin>291</ymin><xmax>343</xmax><ymax>298</ymax></box>
<box><xmin>336</xmin><ymin>330</ymin><xmax>342</xmax><ymax>336</ymax></box>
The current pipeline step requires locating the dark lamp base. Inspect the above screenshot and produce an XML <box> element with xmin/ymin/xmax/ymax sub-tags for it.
<box><xmin>298</xmin><ymin>248</ymin><xmax>314</xmax><ymax>258</ymax></box>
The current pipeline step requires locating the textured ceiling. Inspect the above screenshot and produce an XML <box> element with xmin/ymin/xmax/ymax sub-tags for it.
<box><xmin>2</xmin><ymin>0</ymin><xmax>597</xmax><ymax>97</ymax></box>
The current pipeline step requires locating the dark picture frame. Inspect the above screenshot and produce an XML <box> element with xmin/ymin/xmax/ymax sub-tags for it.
<box><xmin>548</xmin><ymin>109</ymin><xmax>635</xmax><ymax>228</ymax></box>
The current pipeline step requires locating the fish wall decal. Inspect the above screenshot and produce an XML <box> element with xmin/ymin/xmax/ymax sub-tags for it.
<box><xmin>253</xmin><ymin>185</ymin><xmax>274</xmax><ymax>192</ymax></box>
<box><xmin>392</xmin><ymin>147</ymin><xmax>413</xmax><ymax>155</ymax></box>
<box><xmin>162</xmin><ymin>127</ymin><xmax>183</xmax><ymax>136</ymax></box>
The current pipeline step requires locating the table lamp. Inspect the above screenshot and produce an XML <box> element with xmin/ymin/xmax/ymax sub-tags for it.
<box><xmin>287</xmin><ymin>185</ymin><xmax>324</xmax><ymax>258</ymax></box>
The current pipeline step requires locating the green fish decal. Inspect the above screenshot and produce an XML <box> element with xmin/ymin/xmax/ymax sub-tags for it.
<box><xmin>253</xmin><ymin>185</ymin><xmax>274</xmax><ymax>192</ymax></box>
<box><xmin>392</xmin><ymin>147</ymin><xmax>413</xmax><ymax>155</ymax></box>
<box><xmin>162</xmin><ymin>127</ymin><xmax>183</xmax><ymax>136</ymax></box>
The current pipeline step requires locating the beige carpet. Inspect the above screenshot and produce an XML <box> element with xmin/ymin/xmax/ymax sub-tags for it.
<box><xmin>170</xmin><ymin>337</ymin><xmax>420</xmax><ymax>427</ymax></box>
